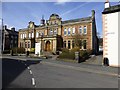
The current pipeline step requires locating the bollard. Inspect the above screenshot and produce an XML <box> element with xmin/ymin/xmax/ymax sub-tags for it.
<box><xmin>75</xmin><ymin>52</ymin><xmax>80</xmax><ymax>63</ymax></box>
<box><xmin>10</xmin><ymin>50</ymin><xmax>13</xmax><ymax>56</ymax></box>
<box><xmin>103</xmin><ymin>57</ymin><xmax>109</xmax><ymax>66</ymax></box>
<box><xmin>26</xmin><ymin>51</ymin><xmax>29</xmax><ymax>57</ymax></box>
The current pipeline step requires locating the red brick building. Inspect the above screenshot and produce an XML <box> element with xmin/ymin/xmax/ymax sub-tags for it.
<box><xmin>18</xmin><ymin>10</ymin><xmax>98</xmax><ymax>54</ymax></box>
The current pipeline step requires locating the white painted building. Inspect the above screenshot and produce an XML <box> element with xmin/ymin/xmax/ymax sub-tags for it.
<box><xmin>102</xmin><ymin>0</ymin><xmax>120</xmax><ymax>67</ymax></box>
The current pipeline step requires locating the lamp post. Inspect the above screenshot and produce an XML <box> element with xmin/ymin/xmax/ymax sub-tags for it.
<box><xmin>0</xmin><ymin>18</ymin><xmax>4</xmax><ymax>54</ymax></box>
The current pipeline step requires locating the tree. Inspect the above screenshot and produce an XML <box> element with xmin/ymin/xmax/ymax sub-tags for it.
<box><xmin>72</xmin><ymin>34</ymin><xmax>84</xmax><ymax>49</ymax></box>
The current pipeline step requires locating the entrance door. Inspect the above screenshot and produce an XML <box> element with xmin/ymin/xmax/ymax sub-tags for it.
<box><xmin>45</xmin><ymin>41</ymin><xmax>50</xmax><ymax>51</ymax></box>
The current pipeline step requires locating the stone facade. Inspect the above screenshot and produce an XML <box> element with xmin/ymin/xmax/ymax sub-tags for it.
<box><xmin>2</xmin><ymin>25</ymin><xmax>18</xmax><ymax>51</ymax></box>
<box><xmin>18</xmin><ymin>10</ymin><xmax>98</xmax><ymax>54</ymax></box>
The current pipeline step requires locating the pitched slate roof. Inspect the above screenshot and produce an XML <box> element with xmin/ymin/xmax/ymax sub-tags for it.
<box><xmin>5</xmin><ymin>29</ymin><xmax>18</xmax><ymax>35</ymax></box>
<box><xmin>62</xmin><ymin>16</ymin><xmax>93</xmax><ymax>24</ymax></box>
<box><xmin>102</xmin><ymin>4</ymin><xmax>120</xmax><ymax>14</ymax></box>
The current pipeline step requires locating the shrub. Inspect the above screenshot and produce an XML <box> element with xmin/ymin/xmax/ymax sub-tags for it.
<box><xmin>30</xmin><ymin>48</ymin><xmax>35</xmax><ymax>53</ymax></box>
<box><xmin>80</xmin><ymin>50</ymin><xmax>89</xmax><ymax>58</ymax></box>
<box><xmin>61</xmin><ymin>48</ymin><xmax>69</xmax><ymax>53</ymax></box>
<box><xmin>15</xmin><ymin>47</ymin><xmax>25</xmax><ymax>54</ymax></box>
<box><xmin>69</xmin><ymin>51</ymin><xmax>75</xmax><ymax>59</ymax></box>
<box><xmin>11</xmin><ymin>47</ymin><xmax>17</xmax><ymax>54</ymax></box>
<box><xmin>87</xmin><ymin>49</ymin><xmax>93</xmax><ymax>55</ymax></box>
<box><xmin>59</xmin><ymin>48</ymin><xmax>90</xmax><ymax>61</ymax></box>
<box><xmin>70</xmin><ymin>47</ymin><xmax>80</xmax><ymax>53</ymax></box>
<box><xmin>59</xmin><ymin>52</ymin><xmax>68</xmax><ymax>59</ymax></box>
<box><xmin>2</xmin><ymin>50</ymin><xmax>10</xmax><ymax>54</ymax></box>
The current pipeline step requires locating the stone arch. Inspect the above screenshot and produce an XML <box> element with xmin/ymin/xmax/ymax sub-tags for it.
<box><xmin>45</xmin><ymin>40</ymin><xmax>51</xmax><ymax>51</ymax></box>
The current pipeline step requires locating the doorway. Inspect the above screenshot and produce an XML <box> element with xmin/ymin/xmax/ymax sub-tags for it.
<box><xmin>45</xmin><ymin>41</ymin><xmax>51</xmax><ymax>51</ymax></box>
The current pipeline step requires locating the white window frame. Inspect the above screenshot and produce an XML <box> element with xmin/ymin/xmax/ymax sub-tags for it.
<box><xmin>54</xmin><ymin>29</ymin><xmax>57</xmax><ymax>35</ymax></box>
<box><xmin>64</xmin><ymin>28</ymin><xmax>67</xmax><ymax>36</ymax></box>
<box><xmin>32</xmin><ymin>32</ymin><xmax>34</xmax><ymax>38</ymax></box>
<box><xmin>79</xmin><ymin>26</ymin><xmax>82</xmax><ymax>35</ymax></box>
<box><xmin>68</xmin><ymin>28</ymin><xmax>71</xmax><ymax>35</ymax></box>
<box><xmin>23</xmin><ymin>33</ymin><xmax>25</xmax><ymax>39</ymax></box>
<box><xmin>24</xmin><ymin>33</ymin><xmax>26</xmax><ymax>38</ymax></box>
<box><xmin>83</xmin><ymin>26</ymin><xmax>87</xmax><ymax>34</ymax></box>
<box><xmin>50</xmin><ymin>30</ymin><xmax>53</xmax><ymax>35</ymax></box>
<box><xmin>36</xmin><ymin>32</ymin><xmax>39</xmax><ymax>38</ymax></box>
<box><xmin>82</xmin><ymin>39</ymin><xmax>87</xmax><ymax>50</ymax></box>
<box><xmin>29</xmin><ymin>33</ymin><xmax>31</xmax><ymax>38</ymax></box>
<box><xmin>20</xmin><ymin>34</ymin><xmax>22</xmax><ymax>39</ymax></box>
<box><xmin>72</xmin><ymin>27</ymin><xmax>75</xmax><ymax>35</ymax></box>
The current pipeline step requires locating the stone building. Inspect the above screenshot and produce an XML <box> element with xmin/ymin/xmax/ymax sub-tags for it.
<box><xmin>2</xmin><ymin>25</ymin><xmax>18</xmax><ymax>51</ymax></box>
<box><xmin>18</xmin><ymin>10</ymin><xmax>98</xmax><ymax>54</ymax></box>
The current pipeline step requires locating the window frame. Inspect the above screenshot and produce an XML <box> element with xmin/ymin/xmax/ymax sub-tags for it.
<box><xmin>68</xmin><ymin>28</ymin><xmax>71</xmax><ymax>35</ymax></box>
<box><xmin>72</xmin><ymin>27</ymin><xmax>75</xmax><ymax>35</ymax></box>
<box><xmin>64</xmin><ymin>28</ymin><xmax>67</xmax><ymax>36</ymax></box>
<box><xmin>79</xmin><ymin>26</ymin><xmax>82</xmax><ymax>35</ymax></box>
<box><xmin>83</xmin><ymin>26</ymin><xmax>87</xmax><ymax>35</ymax></box>
<box><xmin>68</xmin><ymin>40</ymin><xmax>71</xmax><ymax>49</ymax></box>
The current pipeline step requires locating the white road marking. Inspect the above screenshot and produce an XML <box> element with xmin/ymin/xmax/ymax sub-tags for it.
<box><xmin>27</xmin><ymin>67</ymin><xmax>30</xmax><ymax>70</ymax></box>
<box><xmin>32</xmin><ymin>78</ymin><xmax>35</xmax><ymax>86</ymax></box>
<box><xmin>29</xmin><ymin>70</ymin><xmax>33</xmax><ymax>74</ymax></box>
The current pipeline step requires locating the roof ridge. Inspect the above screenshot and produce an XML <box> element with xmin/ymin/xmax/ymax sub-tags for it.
<box><xmin>62</xmin><ymin>16</ymin><xmax>92</xmax><ymax>22</ymax></box>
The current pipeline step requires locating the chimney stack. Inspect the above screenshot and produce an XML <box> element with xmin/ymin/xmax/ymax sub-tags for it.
<box><xmin>11</xmin><ymin>27</ymin><xmax>15</xmax><ymax>32</ymax></box>
<box><xmin>105</xmin><ymin>0</ymin><xmax>110</xmax><ymax>8</ymax></box>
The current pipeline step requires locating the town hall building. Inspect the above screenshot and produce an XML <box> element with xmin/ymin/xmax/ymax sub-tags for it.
<box><xmin>18</xmin><ymin>10</ymin><xmax>98</xmax><ymax>55</ymax></box>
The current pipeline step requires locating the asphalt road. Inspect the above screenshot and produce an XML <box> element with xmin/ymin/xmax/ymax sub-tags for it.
<box><xmin>1</xmin><ymin>56</ymin><xmax>119</xmax><ymax>88</ymax></box>
<box><xmin>30</xmin><ymin>61</ymin><xmax>118</xmax><ymax>88</ymax></box>
<box><xmin>2</xmin><ymin>58</ymin><xmax>35</xmax><ymax>89</ymax></box>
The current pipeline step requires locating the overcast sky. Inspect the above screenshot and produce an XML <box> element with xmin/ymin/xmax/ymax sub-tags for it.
<box><xmin>2</xmin><ymin>1</ymin><xmax>118</xmax><ymax>37</ymax></box>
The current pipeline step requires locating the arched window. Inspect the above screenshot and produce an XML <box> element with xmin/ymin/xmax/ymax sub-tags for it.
<box><xmin>79</xmin><ymin>26</ymin><xmax>82</xmax><ymax>34</ymax></box>
<box><xmin>72</xmin><ymin>27</ymin><xmax>75</xmax><ymax>35</ymax></box>
<box><xmin>36</xmin><ymin>32</ymin><xmax>39</xmax><ymax>38</ymax></box>
<box><xmin>29</xmin><ymin>33</ymin><xmax>31</xmax><ymax>38</ymax></box>
<box><xmin>64</xmin><ymin>28</ymin><xmax>67</xmax><ymax>36</ymax></box>
<box><xmin>72</xmin><ymin>40</ymin><xmax>75</xmax><ymax>48</ymax></box>
<box><xmin>21</xmin><ymin>34</ymin><xmax>22</xmax><ymax>39</ymax></box>
<box><xmin>83</xmin><ymin>40</ymin><xmax>87</xmax><ymax>49</ymax></box>
<box><xmin>28</xmin><ymin>42</ymin><xmax>30</xmax><ymax>48</ymax></box>
<box><xmin>32</xmin><ymin>32</ymin><xmax>34</xmax><ymax>38</ymax></box>
<box><xmin>50</xmin><ymin>29</ymin><xmax>53</xmax><ymax>35</ymax></box>
<box><xmin>63</xmin><ymin>41</ymin><xmax>66</xmax><ymax>48</ymax></box>
<box><xmin>68</xmin><ymin>28</ymin><xmax>71</xmax><ymax>35</ymax></box>
<box><xmin>24</xmin><ymin>33</ymin><xmax>26</xmax><ymax>38</ymax></box>
<box><xmin>25</xmin><ymin>42</ymin><xmax>27</xmax><ymax>48</ymax></box>
<box><xmin>83</xmin><ymin>26</ymin><xmax>87</xmax><ymax>34</ymax></box>
<box><xmin>54</xmin><ymin>29</ymin><xmax>57</xmax><ymax>35</ymax></box>
<box><xmin>68</xmin><ymin>41</ymin><xmax>71</xmax><ymax>49</ymax></box>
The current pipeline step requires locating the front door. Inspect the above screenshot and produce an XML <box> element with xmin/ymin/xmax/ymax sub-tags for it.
<box><xmin>45</xmin><ymin>41</ymin><xmax>50</xmax><ymax>51</ymax></box>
